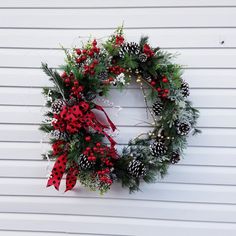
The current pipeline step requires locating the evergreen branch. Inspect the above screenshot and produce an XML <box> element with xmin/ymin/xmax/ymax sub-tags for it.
<box><xmin>41</xmin><ymin>63</ymin><xmax>65</xmax><ymax>100</ymax></box>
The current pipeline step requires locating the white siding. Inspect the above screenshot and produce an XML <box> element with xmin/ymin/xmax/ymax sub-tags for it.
<box><xmin>0</xmin><ymin>1</ymin><xmax>236</xmax><ymax>235</ymax></box>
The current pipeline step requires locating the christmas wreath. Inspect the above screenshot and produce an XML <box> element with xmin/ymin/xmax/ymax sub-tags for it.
<box><xmin>40</xmin><ymin>27</ymin><xmax>200</xmax><ymax>194</ymax></box>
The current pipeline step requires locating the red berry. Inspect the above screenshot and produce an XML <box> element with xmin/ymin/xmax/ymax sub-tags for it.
<box><xmin>75</xmin><ymin>49</ymin><xmax>81</xmax><ymax>55</ymax></box>
<box><xmin>164</xmin><ymin>89</ymin><xmax>169</xmax><ymax>93</ymax></box>
<box><xmin>96</xmin><ymin>142</ymin><xmax>101</xmax><ymax>147</ymax></box>
<box><xmin>86</xmin><ymin>147</ymin><xmax>91</xmax><ymax>151</ymax></box>
<box><xmin>93</xmin><ymin>59</ymin><xmax>99</xmax><ymax>65</ymax></box>
<box><xmin>157</xmin><ymin>87</ymin><xmax>161</xmax><ymax>92</ymax></box>
<box><xmin>162</xmin><ymin>77</ymin><xmax>168</xmax><ymax>83</ymax></box>
<box><xmin>82</xmin><ymin>49</ymin><xmax>87</xmax><ymax>54</ymax></box>
<box><xmin>88</xmin><ymin>156</ymin><xmax>93</xmax><ymax>161</ymax></box>
<box><xmin>88</xmin><ymin>51</ymin><xmax>94</xmax><ymax>57</ymax></box>
<box><xmin>65</xmin><ymin>78</ymin><xmax>70</xmax><ymax>84</ymax></box>
<box><xmin>74</xmin><ymin>81</ymin><xmax>79</xmax><ymax>86</ymax></box>
<box><xmin>76</xmin><ymin>57</ymin><xmax>81</xmax><ymax>63</ymax></box>
<box><xmin>81</xmin><ymin>55</ymin><xmax>87</xmax><ymax>61</ymax></box>
<box><xmin>61</xmin><ymin>71</ymin><xmax>67</xmax><ymax>78</ymax></box>
<box><xmin>92</xmin><ymin>39</ymin><xmax>97</xmax><ymax>47</ymax></box>
<box><xmin>150</xmin><ymin>81</ymin><xmax>156</xmax><ymax>86</ymax></box>
<box><xmin>85</xmin><ymin>136</ymin><xmax>91</xmax><ymax>142</ymax></box>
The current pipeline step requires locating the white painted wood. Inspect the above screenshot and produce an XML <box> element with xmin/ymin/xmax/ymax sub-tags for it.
<box><xmin>1</xmin><ymin>48</ymin><xmax>236</xmax><ymax>68</ymax></box>
<box><xmin>1</xmin><ymin>160</ymin><xmax>236</xmax><ymax>186</ymax></box>
<box><xmin>0</xmin><ymin>87</ymin><xmax>236</xmax><ymax>108</ymax></box>
<box><xmin>1</xmin><ymin>213</ymin><xmax>236</xmax><ymax>236</ymax></box>
<box><xmin>1</xmin><ymin>106</ymin><xmax>236</xmax><ymax>128</ymax></box>
<box><xmin>1</xmin><ymin>196</ymin><xmax>236</xmax><ymax>223</ymax></box>
<box><xmin>0</xmin><ymin>125</ymin><xmax>235</xmax><ymax>147</ymax></box>
<box><xmin>0</xmin><ymin>1</ymin><xmax>236</xmax><ymax>235</ymax></box>
<box><xmin>0</xmin><ymin>28</ymin><xmax>235</xmax><ymax>48</ymax></box>
<box><xmin>0</xmin><ymin>8</ymin><xmax>235</xmax><ymax>28</ymax></box>
<box><xmin>1</xmin><ymin>0</ymin><xmax>236</xmax><ymax>8</ymax></box>
<box><xmin>1</xmin><ymin>178</ymin><xmax>236</xmax><ymax>204</ymax></box>
<box><xmin>1</xmin><ymin>68</ymin><xmax>236</xmax><ymax>88</ymax></box>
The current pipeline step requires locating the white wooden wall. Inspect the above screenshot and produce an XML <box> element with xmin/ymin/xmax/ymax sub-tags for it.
<box><xmin>0</xmin><ymin>0</ymin><xmax>236</xmax><ymax>235</ymax></box>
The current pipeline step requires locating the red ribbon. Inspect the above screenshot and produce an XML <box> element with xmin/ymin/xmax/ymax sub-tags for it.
<box><xmin>47</xmin><ymin>104</ymin><xmax>117</xmax><ymax>191</ymax></box>
<box><xmin>65</xmin><ymin>164</ymin><xmax>79</xmax><ymax>192</ymax></box>
<box><xmin>94</xmin><ymin>104</ymin><xmax>116</xmax><ymax>132</ymax></box>
<box><xmin>47</xmin><ymin>153</ymin><xmax>67</xmax><ymax>190</ymax></box>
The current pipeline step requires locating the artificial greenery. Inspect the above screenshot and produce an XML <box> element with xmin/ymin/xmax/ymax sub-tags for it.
<box><xmin>40</xmin><ymin>27</ymin><xmax>200</xmax><ymax>194</ymax></box>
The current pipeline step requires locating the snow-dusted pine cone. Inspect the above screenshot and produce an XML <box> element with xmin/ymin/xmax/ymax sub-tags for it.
<box><xmin>66</xmin><ymin>97</ymin><xmax>77</xmax><ymax>107</ymax></box>
<box><xmin>119</xmin><ymin>42</ymin><xmax>140</xmax><ymax>58</ymax></box>
<box><xmin>98</xmin><ymin>70</ymin><xmax>108</xmax><ymax>80</ymax></box>
<box><xmin>51</xmin><ymin>99</ymin><xmax>64</xmax><ymax>114</ymax></box>
<box><xmin>170</xmin><ymin>152</ymin><xmax>180</xmax><ymax>164</ymax></box>
<box><xmin>139</xmin><ymin>53</ymin><xmax>148</xmax><ymax>62</ymax></box>
<box><xmin>181</xmin><ymin>81</ymin><xmax>190</xmax><ymax>97</ymax></box>
<box><xmin>175</xmin><ymin>121</ymin><xmax>191</xmax><ymax>136</ymax></box>
<box><xmin>85</xmin><ymin>91</ymin><xmax>96</xmax><ymax>101</ymax></box>
<box><xmin>152</xmin><ymin>100</ymin><xmax>163</xmax><ymax>116</ymax></box>
<box><xmin>127</xmin><ymin>160</ymin><xmax>146</xmax><ymax>178</ymax></box>
<box><xmin>78</xmin><ymin>154</ymin><xmax>94</xmax><ymax>170</ymax></box>
<box><xmin>51</xmin><ymin>130</ymin><xmax>67</xmax><ymax>140</ymax></box>
<box><xmin>150</xmin><ymin>139</ymin><xmax>167</xmax><ymax>157</ymax></box>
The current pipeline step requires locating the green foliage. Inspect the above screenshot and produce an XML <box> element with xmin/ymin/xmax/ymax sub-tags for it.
<box><xmin>40</xmin><ymin>26</ymin><xmax>200</xmax><ymax>194</ymax></box>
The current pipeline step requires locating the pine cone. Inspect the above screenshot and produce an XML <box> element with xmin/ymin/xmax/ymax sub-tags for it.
<box><xmin>85</xmin><ymin>91</ymin><xmax>96</xmax><ymax>101</ymax></box>
<box><xmin>181</xmin><ymin>81</ymin><xmax>190</xmax><ymax>97</ymax></box>
<box><xmin>127</xmin><ymin>160</ymin><xmax>146</xmax><ymax>177</ymax></box>
<box><xmin>78</xmin><ymin>154</ymin><xmax>94</xmax><ymax>170</ymax></box>
<box><xmin>51</xmin><ymin>99</ymin><xmax>64</xmax><ymax>114</ymax></box>
<box><xmin>66</xmin><ymin>97</ymin><xmax>77</xmax><ymax>107</ymax></box>
<box><xmin>139</xmin><ymin>53</ymin><xmax>148</xmax><ymax>62</ymax></box>
<box><xmin>175</xmin><ymin>121</ymin><xmax>191</xmax><ymax>136</ymax></box>
<box><xmin>170</xmin><ymin>152</ymin><xmax>180</xmax><ymax>164</ymax></box>
<box><xmin>98</xmin><ymin>70</ymin><xmax>108</xmax><ymax>80</ymax></box>
<box><xmin>152</xmin><ymin>100</ymin><xmax>163</xmax><ymax>116</ymax></box>
<box><xmin>150</xmin><ymin>139</ymin><xmax>167</xmax><ymax>157</ymax></box>
<box><xmin>51</xmin><ymin>130</ymin><xmax>67</xmax><ymax>140</ymax></box>
<box><xmin>119</xmin><ymin>42</ymin><xmax>140</xmax><ymax>58</ymax></box>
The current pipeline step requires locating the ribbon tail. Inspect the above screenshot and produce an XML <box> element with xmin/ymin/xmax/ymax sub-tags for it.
<box><xmin>65</xmin><ymin>165</ymin><xmax>79</xmax><ymax>192</ymax></box>
<box><xmin>47</xmin><ymin>153</ymin><xmax>67</xmax><ymax>190</ymax></box>
<box><xmin>89</xmin><ymin>120</ymin><xmax>116</xmax><ymax>147</ymax></box>
<box><xmin>94</xmin><ymin>104</ymin><xmax>116</xmax><ymax>131</ymax></box>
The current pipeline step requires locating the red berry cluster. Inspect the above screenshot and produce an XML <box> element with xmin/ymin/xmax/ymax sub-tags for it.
<box><xmin>97</xmin><ymin>168</ymin><xmax>113</xmax><ymax>185</ymax></box>
<box><xmin>115</xmin><ymin>35</ymin><xmax>124</xmax><ymax>45</ymax></box>
<box><xmin>109</xmin><ymin>65</ymin><xmax>125</xmax><ymax>75</ymax></box>
<box><xmin>148</xmin><ymin>76</ymin><xmax>170</xmax><ymax>98</ymax></box>
<box><xmin>143</xmin><ymin>43</ymin><xmax>155</xmax><ymax>57</ymax></box>
<box><xmin>75</xmin><ymin>39</ymin><xmax>100</xmax><ymax>64</ymax></box>
<box><xmin>82</xmin><ymin>59</ymin><xmax>99</xmax><ymax>76</ymax></box>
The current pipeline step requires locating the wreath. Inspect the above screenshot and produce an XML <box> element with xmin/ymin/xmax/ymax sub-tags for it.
<box><xmin>40</xmin><ymin>27</ymin><xmax>200</xmax><ymax>194</ymax></box>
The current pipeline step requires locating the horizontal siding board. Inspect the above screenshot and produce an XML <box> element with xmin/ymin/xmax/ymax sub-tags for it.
<box><xmin>1</xmin><ymin>213</ymin><xmax>236</xmax><ymax>236</ymax></box>
<box><xmin>1</xmin><ymin>0</ymin><xmax>236</xmax><ymax>8</ymax></box>
<box><xmin>0</xmin><ymin>87</ymin><xmax>235</xmax><ymax>108</ymax></box>
<box><xmin>0</xmin><ymin>232</ymin><xmax>103</xmax><ymax>236</ymax></box>
<box><xmin>0</xmin><ymin>8</ymin><xmax>235</xmax><ymax>28</ymax></box>
<box><xmin>1</xmin><ymin>106</ymin><xmax>236</xmax><ymax>129</ymax></box>
<box><xmin>1</xmin><ymin>142</ymin><xmax>235</xmax><ymax>167</ymax></box>
<box><xmin>1</xmin><ymin>68</ymin><xmax>236</xmax><ymax>89</ymax></box>
<box><xmin>0</xmin><ymin>28</ymin><xmax>236</xmax><ymax>48</ymax></box>
<box><xmin>1</xmin><ymin>49</ymin><xmax>236</xmax><ymax>68</ymax></box>
<box><xmin>1</xmin><ymin>178</ymin><xmax>236</xmax><ymax>204</ymax></box>
<box><xmin>0</xmin><ymin>125</ymin><xmax>235</xmax><ymax>147</ymax></box>
<box><xmin>0</xmin><ymin>196</ymin><xmax>236</xmax><ymax>223</ymax></box>
<box><xmin>0</xmin><ymin>160</ymin><xmax>236</xmax><ymax>185</ymax></box>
